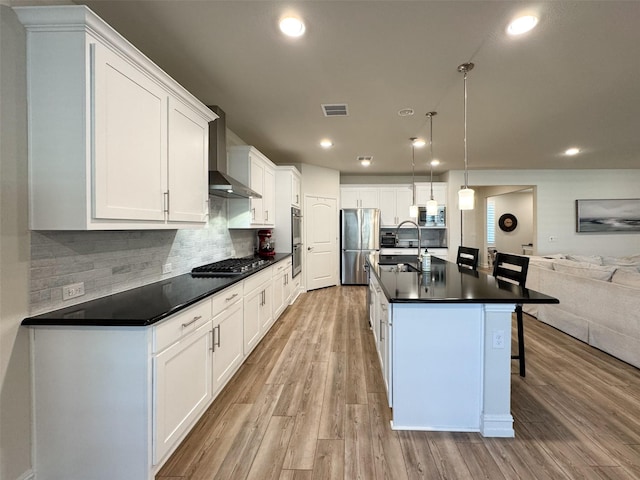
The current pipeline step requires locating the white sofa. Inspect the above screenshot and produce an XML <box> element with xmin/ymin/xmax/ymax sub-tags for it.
<box><xmin>524</xmin><ymin>254</ymin><xmax>640</xmax><ymax>368</ymax></box>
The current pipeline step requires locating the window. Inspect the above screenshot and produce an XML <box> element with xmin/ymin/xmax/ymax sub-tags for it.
<box><xmin>487</xmin><ymin>199</ymin><xmax>496</xmax><ymax>245</ymax></box>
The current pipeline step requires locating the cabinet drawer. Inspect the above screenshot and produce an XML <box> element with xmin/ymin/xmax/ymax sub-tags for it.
<box><xmin>243</xmin><ymin>267</ymin><xmax>272</xmax><ymax>294</ymax></box>
<box><xmin>212</xmin><ymin>283</ymin><xmax>243</xmax><ymax>315</ymax></box>
<box><xmin>154</xmin><ymin>298</ymin><xmax>212</xmax><ymax>353</ymax></box>
<box><xmin>273</xmin><ymin>257</ymin><xmax>292</xmax><ymax>275</ymax></box>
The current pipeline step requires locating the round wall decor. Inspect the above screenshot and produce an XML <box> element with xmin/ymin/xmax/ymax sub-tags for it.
<box><xmin>498</xmin><ymin>213</ymin><xmax>518</xmax><ymax>232</ymax></box>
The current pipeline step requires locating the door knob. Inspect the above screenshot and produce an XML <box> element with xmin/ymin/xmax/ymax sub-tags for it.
<box><xmin>307</xmin><ymin>246</ymin><xmax>313</xmax><ymax>251</ymax></box>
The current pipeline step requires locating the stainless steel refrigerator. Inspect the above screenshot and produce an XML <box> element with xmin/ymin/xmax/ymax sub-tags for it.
<box><xmin>340</xmin><ymin>208</ymin><xmax>380</xmax><ymax>285</ymax></box>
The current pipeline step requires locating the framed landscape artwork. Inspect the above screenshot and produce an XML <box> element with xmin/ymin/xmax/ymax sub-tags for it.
<box><xmin>576</xmin><ymin>199</ymin><xmax>640</xmax><ymax>233</ymax></box>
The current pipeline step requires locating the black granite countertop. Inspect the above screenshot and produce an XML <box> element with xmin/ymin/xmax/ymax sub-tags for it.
<box><xmin>369</xmin><ymin>253</ymin><xmax>558</xmax><ymax>305</ymax></box>
<box><xmin>23</xmin><ymin>253</ymin><xmax>292</xmax><ymax>327</ymax></box>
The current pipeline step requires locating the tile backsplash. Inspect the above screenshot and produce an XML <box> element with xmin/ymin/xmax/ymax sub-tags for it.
<box><xmin>29</xmin><ymin>197</ymin><xmax>256</xmax><ymax>315</ymax></box>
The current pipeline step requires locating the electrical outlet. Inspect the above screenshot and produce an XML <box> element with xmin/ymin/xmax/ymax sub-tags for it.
<box><xmin>492</xmin><ymin>330</ymin><xmax>505</xmax><ymax>349</ymax></box>
<box><xmin>62</xmin><ymin>282</ymin><xmax>85</xmax><ymax>300</ymax></box>
<box><xmin>162</xmin><ymin>263</ymin><xmax>172</xmax><ymax>274</ymax></box>
<box><xmin>548</xmin><ymin>236</ymin><xmax>557</xmax><ymax>242</ymax></box>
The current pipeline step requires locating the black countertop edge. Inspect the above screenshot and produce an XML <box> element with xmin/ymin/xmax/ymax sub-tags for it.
<box><xmin>367</xmin><ymin>254</ymin><xmax>559</xmax><ymax>305</ymax></box>
<box><xmin>23</xmin><ymin>253</ymin><xmax>292</xmax><ymax>327</ymax></box>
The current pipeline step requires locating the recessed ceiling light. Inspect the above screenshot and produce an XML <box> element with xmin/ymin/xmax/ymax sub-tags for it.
<box><xmin>398</xmin><ymin>108</ymin><xmax>415</xmax><ymax>117</ymax></box>
<box><xmin>412</xmin><ymin>138</ymin><xmax>426</xmax><ymax>148</ymax></box>
<box><xmin>565</xmin><ymin>147</ymin><xmax>580</xmax><ymax>156</ymax></box>
<box><xmin>320</xmin><ymin>139</ymin><xmax>333</xmax><ymax>148</ymax></box>
<box><xmin>430</xmin><ymin>159</ymin><xmax>440</xmax><ymax>166</ymax></box>
<box><xmin>507</xmin><ymin>15</ymin><xmax>539</xmax><ymax>35</ymax></box>
<box><xmin>357</xmin><ymin>155</ymin><xmax>373</xmax><ymax>167</ymax></box>
<box><xmin>279</xmin><ymin>16</ymin><xmax>305</xmax><ymax>37</ymax></box>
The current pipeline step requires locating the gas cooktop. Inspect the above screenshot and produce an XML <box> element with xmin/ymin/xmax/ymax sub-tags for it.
<box><xmin>191</xmin><ymin>256</ymin><xmax>271</xmax><ymax>277</ymax></box>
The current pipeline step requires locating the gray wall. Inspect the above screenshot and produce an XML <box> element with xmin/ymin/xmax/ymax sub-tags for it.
<box><xmin>30</xmin><ymin>197</ymin><xmax>255</xmax><ymax>315</ymax></box>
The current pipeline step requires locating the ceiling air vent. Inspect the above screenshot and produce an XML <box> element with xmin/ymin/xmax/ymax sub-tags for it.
<box><xmin>322</xmin><ymin>103</ymin><xmax>349</xmax><ymax>117</ymax></box>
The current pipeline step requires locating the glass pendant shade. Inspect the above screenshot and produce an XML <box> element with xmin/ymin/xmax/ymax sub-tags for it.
<box><xmin>409</xmin><ymin>204</ymin><xmax>419</xmax><ymax>218</ymax></box>
<box><xmin>426</xmin><ymin>199</ymin><xmax>438</xmax><ymax>215</ymax></box>
<box><xmin>458</xmin><ymin>187</ymin><xmax>475</xmax><ymax>210</ymax></box>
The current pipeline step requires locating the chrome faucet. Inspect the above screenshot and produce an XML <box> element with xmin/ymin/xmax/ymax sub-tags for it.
<box><xmin>395</xmin><ymin>220</ymin><xmax>423</xmax><ymax>263</ymax></box>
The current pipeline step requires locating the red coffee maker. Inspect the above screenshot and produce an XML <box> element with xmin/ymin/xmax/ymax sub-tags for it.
<box><xmin>257</xmin><ymin>229</ymin><xmax>275</xmax><ymax>257</ymax></box>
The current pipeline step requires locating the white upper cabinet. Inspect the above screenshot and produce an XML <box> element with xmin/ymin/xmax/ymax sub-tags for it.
<box><xmin>227</xmin><ymin>146</ymin><xmax>276</xmax><ymax>228</ymax></box>
<box><xmin>379</xmin><ymin>186</ymin><xmax>413</xmax><ymax>226</ymax></box>
<box><xmin>291</xmin><ymin>173</ymin><xmax>302</xmax><ymax>208</ymax></box>
<box><xmin>15</xmin><ymin>6</ymin><xmax>216</xmax><ymax>230</ymax></box>
<box><xmin>167</xmin><ymin>97</ymin><xmax>210</xmax><ymax>224</ymax></box>
<box><xmin>415</xmin><ymin>182</ymin><xmax>448</xmax><ymax>207</ymax></box>
<box><xmin>340</xmin><ymin>186</ymin><xmax>379</xmax><ymax>209</ymax></box>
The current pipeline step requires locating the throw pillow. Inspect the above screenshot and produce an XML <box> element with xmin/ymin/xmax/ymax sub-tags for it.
<box><xmin>611</xmin><ymin>269</ymin><xmax>640</xmax><ymax>289</ymax></box>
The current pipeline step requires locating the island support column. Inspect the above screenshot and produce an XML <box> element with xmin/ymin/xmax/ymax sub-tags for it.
<box><xmin>481</xmin><ymin>304</ymin><xmax>515</xmax><ymax>437</ymax></box>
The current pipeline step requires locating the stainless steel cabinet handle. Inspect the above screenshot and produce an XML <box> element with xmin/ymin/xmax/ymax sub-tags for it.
<box><xmin>216</xmin><ymin>325</ymin><xmax>221</xmax><ymax>348</ymax></box>
<box><xmin>182</xmin><ymin>315</ymin><xmax>201</xmax><ymax>328</ymax></box>
<box><xmin>252</xmin><ymin>207</ymin><xmax>256</xmax><ymax>220</ymax></box>
<box><xmin>225</xmin><ymin>293</ymin><xmax>238</xmax><ymax>302</ymax></box>
<box><xmin>265</xmin><ymin>210</ymin><xmax>269</xmax><ymax>221</ymax></box>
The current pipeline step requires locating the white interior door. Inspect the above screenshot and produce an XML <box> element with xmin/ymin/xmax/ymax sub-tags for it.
<box><xmin>305</xmin><ymin>195</ymin><xmax>338</xmax><ymax>291</ymax></box>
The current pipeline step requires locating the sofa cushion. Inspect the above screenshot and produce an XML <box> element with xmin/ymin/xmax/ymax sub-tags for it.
<box><xmin>611</xmin><ymin>269</ymin><xmax>640</xmax><ymax>289</ymax></box>
<box><xmin>567</xmin><ymin>254</ymin><xmax>603</xmax><ymax>265</ymax></box>
<box><xmin>552</xmin><ymin>259</ymin><xmax>617</xmax><ymax>281</ymax></box>
<box><xmin>602</xmin><ymin>254</ymin><xmax>640</xmax><ymax>267</ymax></box>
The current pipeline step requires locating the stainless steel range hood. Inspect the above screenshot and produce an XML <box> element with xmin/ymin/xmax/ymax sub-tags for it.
<box><xmin>207</xmin><ymin>106</ymin><xmax>261</xmax><ymax>199</ymax></box>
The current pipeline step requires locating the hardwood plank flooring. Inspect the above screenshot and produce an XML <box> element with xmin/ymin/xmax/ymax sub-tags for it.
<box><xmin>157</xmin><ymin>285</ymin><xmax>640</xmax><ymax>480</ymax></box>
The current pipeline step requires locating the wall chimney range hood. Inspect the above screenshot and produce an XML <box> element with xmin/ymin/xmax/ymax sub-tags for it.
<box><xmin>207</xmin><ymin>106</ymin><xmax>261</xmax><ymax>199</ymax></box>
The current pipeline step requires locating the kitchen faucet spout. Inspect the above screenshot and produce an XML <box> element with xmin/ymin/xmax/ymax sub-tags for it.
<box><xmin>395</xmin><ymin>220</ymin><xmax>422</xmax><ymax>263</ymax></box>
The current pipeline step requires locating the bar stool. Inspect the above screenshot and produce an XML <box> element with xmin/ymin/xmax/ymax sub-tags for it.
<box><xmin>456</xmin><ymin>246</ymin><xmax>480</xmax><ymax>270</ymax></box>
<box><xmin>492</xmin><ymin>252</ymin><xmax>530</xmax><ymax>377</ymax></box>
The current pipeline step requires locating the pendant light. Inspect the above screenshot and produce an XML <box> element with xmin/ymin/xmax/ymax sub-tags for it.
<box><xmin>458</xmin><ymin>62</ymin><xmax>475</xmax><ymax>210</ymax></box>
<box><xmin>409</xmin><ymin>137</ymin><xmax>419</xmax><ymax>218</ymax></box>
<box><xmin>425</xmin><ymin>111</ymin><xmax>439</xmax><ymax>216</ymax></box>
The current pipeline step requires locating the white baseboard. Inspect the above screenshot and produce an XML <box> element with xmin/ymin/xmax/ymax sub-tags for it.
<box><xmin>481</xmin><ymin>413</ymin><xmax>515</xmax><ymax>438</ymax></box>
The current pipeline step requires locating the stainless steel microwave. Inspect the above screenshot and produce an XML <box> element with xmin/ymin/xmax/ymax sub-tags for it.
<box><xmin>418</xmin><ymin>206</ymin><xmax>446</xmax><ymax>226</ymax></box>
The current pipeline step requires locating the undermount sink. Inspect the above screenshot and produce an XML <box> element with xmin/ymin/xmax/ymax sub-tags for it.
<box><xmin>378</xmin><ymin>263</ymin><xmax>420</xmax><ymax>273</ymax></box>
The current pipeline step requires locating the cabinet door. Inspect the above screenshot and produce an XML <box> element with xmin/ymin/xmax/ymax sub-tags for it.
<box><xmin>359</xmin><ymin>188</ymin><xmax>379</xmax><ymax>208</ymax></box>
<box><xmin>292</xmin><ymin>174</ymin><xmax>301</xmax><ymax>207</ymax></box>
<box><xmin>250</xmin><ymin>156</ymin><xmax>265</xmax><ymax>224</ymax></box>
<box><xmin>243</xmin><ymin>287</ymin><xmax>263</xmax><ymax>355</ymax></box>
<box><xmin>378</xmin><ymin>188</ymin><xmax>397</xmax><ymax>225</ymax></box>
<box><xmin>93</xmin><ymin>42</ymin><xmax>167</xmax><ymax>221</ymax></box>
<box><xmin>263</xmin><ymin>165</ymin><xmax>275</xmax><ymax>226</ymax></box>
<box><xmin>153</xmin><ymin>321</ymin><xmax>212</xmax><ymax>463</ymax></box>
<box><xmin>381</xmin><ymin>301</ymin><xmax>392</xmax><ymax>407</ymax></box>
<box><xmin>212</xmin><ymin>300</ymin><xmax>244</xmax><ymax>395</ymax></box>
<box><xmin>395</xmin><ymin>188</ymin><xmax>414</xmax><ymax>225</ymax></box>
<box><xmin>260</xmin><ymin>283</ymin><xmax>274</xmax><ymax>332</ymax></box>
<box><xmin>272</xmin><ymin>271</ymin><xmax>285</xmax><ymax>319</ymax></box>
<box><xmin>432</xmin><ymin>183</ymin><xmax>447</xmax><ymax>206</ymax></box>
<box><xmin>167</xmin><ymin>97</ymin><xmax>208</xmax><ymax>223</ymax></box>
<box><xmin>340</xmin><ymin>188</ymin><xmax>360</xmax><ymax>209</ymax></box>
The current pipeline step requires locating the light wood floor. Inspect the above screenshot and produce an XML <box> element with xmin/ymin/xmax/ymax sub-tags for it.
<box><xmin>157</xmin><ymin>286</ymin><xmax>640</xmax><ymax>480</ymax></box>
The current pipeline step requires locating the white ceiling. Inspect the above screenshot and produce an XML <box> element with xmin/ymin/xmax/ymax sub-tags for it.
<box><xmin>69</xmin><ymin>1</ymin><xmax>640</xmax><ymax>175</ymax></box>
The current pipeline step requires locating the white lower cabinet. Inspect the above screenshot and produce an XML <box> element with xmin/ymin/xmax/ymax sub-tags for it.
<box><xmin>273</xmin><ymin>258</ymin><xmax>293</xmax><ymax>319</ymax></box>
<box><xmin>28</xmin><ymin>261</ymin><xmax>298</xmax><ymax>480</ymax></box>
<box><xmin>211</xmin><ymin>285</ymin><xmax>244</xmax><ymax>395</ymax></box>
<box><xmin>243</xmin><ymin>267</ymin><xmax>273</xmax><ymax>354</ymax></box>
<box><xmin>154</xmin><ymin>319</ymin><xmax>213</xmax><ymax>463</ymax></box>
<box><xmin>370</xmin><ymin>273</ymin><xmax>392</xmax><ymax>406</ymax></box>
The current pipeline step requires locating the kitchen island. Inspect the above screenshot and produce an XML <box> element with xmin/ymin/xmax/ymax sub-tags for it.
<box><xmin>367</xmin><ymin>253</ymin><xmax>558</xmax><ymax>437</ymax></box>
